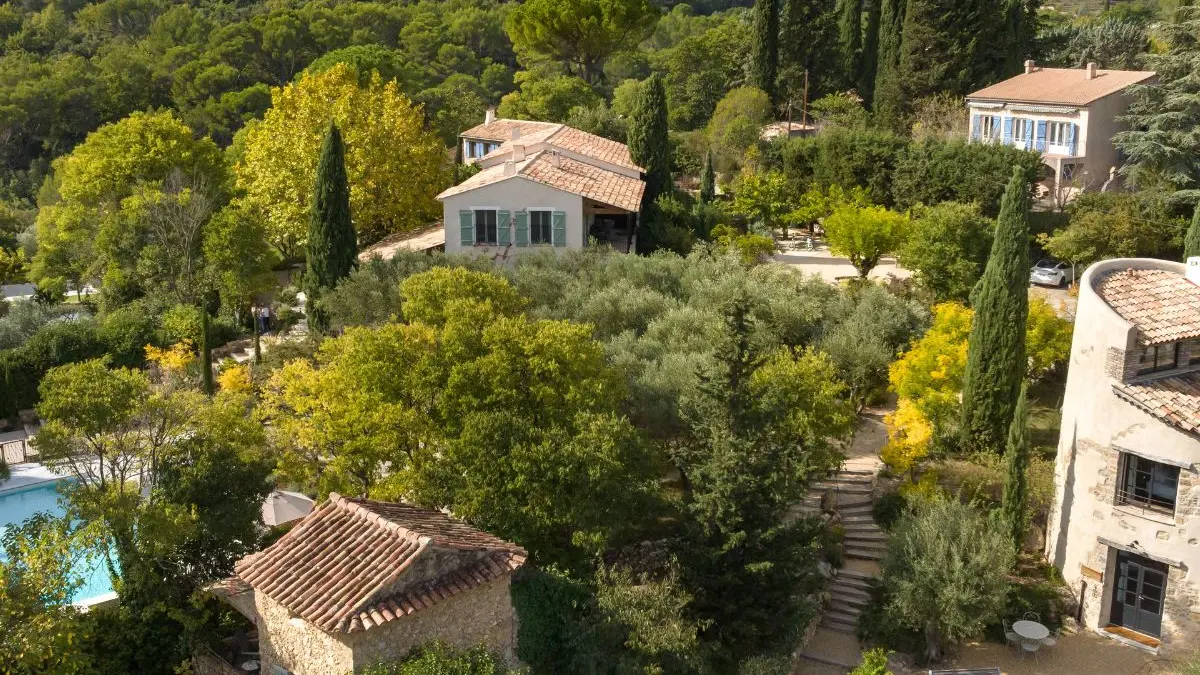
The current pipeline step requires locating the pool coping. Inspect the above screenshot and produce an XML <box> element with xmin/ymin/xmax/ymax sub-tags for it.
<box><xmin>0</xmin><ymin>463</ymin><xmax>72</xmax><ymax>495</ymax></box>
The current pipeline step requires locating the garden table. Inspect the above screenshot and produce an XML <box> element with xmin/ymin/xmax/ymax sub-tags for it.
<box><xmin>1013</xmin><ymin>620</ymin><xmax>1049</xmax><ymax>642</ymax></box>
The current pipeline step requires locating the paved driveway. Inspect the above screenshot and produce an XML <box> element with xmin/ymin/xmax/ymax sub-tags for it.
<box><xmin>773</xmin><ymin>243</ymin><xmax>912</xmax><ymax>284</ymax></box>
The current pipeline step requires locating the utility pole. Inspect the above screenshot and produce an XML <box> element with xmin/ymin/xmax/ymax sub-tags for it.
<box><xmin>801</xmin><ymin>69</ymin><xmax>810</xmax><ymax>128</ymax></box>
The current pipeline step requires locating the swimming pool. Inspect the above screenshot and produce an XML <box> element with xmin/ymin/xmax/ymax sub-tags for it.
<box><xmin>0</xmin><ymin>479</ymin><xmax>116</xmax><ymax>604</ymax></box>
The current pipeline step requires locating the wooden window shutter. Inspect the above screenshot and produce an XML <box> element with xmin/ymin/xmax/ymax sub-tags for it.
<box><xmin>459</xmin><ymin>210</ymin><xmax>474</xmax><ymax>246</ymax></box>
<box><xmin>551</xmin><ymin>211</ymin><xmax>567</xmax><ymax>247</ymax></box>
<box><xmin>1002</xmin><ymin>117</ymin><xmax>1013</xmax><ymax>143</ymax></box>
<box><xmin>515</xmin><ymin>211</ymin><xmax>529</xmax><ymax>247</ymax></box>
<box><xmin>970</xmin><ymin>114</ymin><xmax>980</xmax><ymax>140</ymax></box>
<box><xmin>1035</xmin><ymin>120</ymin><xmax>1047</xmax><ymax>151</ymax></box>
<box><xmin>1067</xmin><ymin>123</ymin><xmax>1077</xmax><ymax>155</ymax></box>
<box><xmin>498</xmin><ymin>210</ymin><xmax>512</xmax><ymax>246</ymax></box>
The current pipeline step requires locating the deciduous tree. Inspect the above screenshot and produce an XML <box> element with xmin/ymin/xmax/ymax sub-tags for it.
<box><xmin>823</xmin><ymin>204</ymin><xmax>909</xmax><ymax>277</ymax></box>
<box><xmin>237</xmin><ymin>64</ymin><xmax>446</xmax><ymax>257</ymax></box>
<box><xmin>898</xmin><ymin>201</ymin><xmax>993</xmax><ymax>302</ymax></box>
<box><xmin>1187</xmin><ymin>205</ymin><xmax>1200</xmax><ymax>260</ymax></box>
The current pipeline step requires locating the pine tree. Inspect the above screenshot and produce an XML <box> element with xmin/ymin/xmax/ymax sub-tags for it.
<box><xmin>859</xmin><ymin>0</ymin><xmax>882</xmax><ymax>104</ymax></box>
<box><xmin>749</xmin><ymin>0</ymin><xmax>780</xmax><ymax>101</ymax></box>
<box><xmin>871</xmin><ymin>0</ymin><xmax>905</xmax><ymax>120</ymax></box>
<box><xmin>700</xmin><ymin>150</ymin><xmax>716</xmax><ymax>204</ymax></box>
<box><xmin>1000</xmin><ymin>383</ymin><xmax>1030</xmax><ymax>552</ymax></box>
<box><xmin>200</xmin><ymin>309</ymin><xmax>214</xmax><ymax>396</ymax></box>
<box><xmin>1186</xmin><ymin>204</ymin><xmax>1200</xmax><ymax>260</ymax></box>
<box><xmin>836</xmin><ymin>0</ymin><xmax>863</xmax><ymax>90</ymax></box>
<box><xmin>305</xmin><ymin>121</ymin><xmax>356</xmax><ymax>333</ymax></box>
<box><xmin>960</xmin><ymin>165</ymin><xmax>1030</xmax><ymax>454</ymax></box>
<box><xmin>628</xmin><ymin>73</ymin><xmax>672</xmax><ymax>206</ymax></box>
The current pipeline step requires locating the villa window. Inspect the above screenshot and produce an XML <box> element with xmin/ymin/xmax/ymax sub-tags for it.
<box><xmin>474</xmin><ymin>209</ymin><xmax>498</xmax><ymax>245</ymax></box>
<box><xmin>1137</xmin><ymin>342</ymin><xmax>1178</xmax><ymax>375</ymax></box>
<box><xmin>981</xmin><ymin>116</ymin><xmax>999</xmax><ymax>140</ymax></box>
<box><xmin>530</xmin><ymin>210</ymin><xmax>552</xmax><ymax>245</ymax></box>
<box><xmin>1117</xmin><ymin>453</ymin><xmax>1180</xmax><ymax>515</ymax></box>
<box><xmin>1047</xmin><ymin>122</ymin><xmax>1070</xmax><ymax>145</ymax></box>
<box><xmin>1012</xmin><ymin>119</ymin><xmax>1028</xmax><ymax>143</ymax></box>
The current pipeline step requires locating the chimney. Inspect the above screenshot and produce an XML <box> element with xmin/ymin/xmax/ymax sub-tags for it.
<box><xmin>511</xmin><ymin>127</ymin><xmax>521</xmax><ymax>141</ymax></box>
<box><xmin>1024</xmin><ymin>59</ymin><xmax>1036</xmax><ymax>74</ymax></box>
<box><xmin>484</xmin><ymin>107</ymin><xmax>496</xmax><ymax>125</ymax></box>
<box><xmin>1086</xmin><ymin>62</ymin><xmax>1098</xmax><ymax>80</ymax></box>
<box><xmin>512</xmin><ymin>144</ymin><xmax>525</xmax><ymax>162</ymax></box>
<box><xmin>550</xmin><ymin>151</ymin><xmax>561</xmax><ymax>168</ymax></box>
<box><xmin>1189</xmin><ymin>258</ymin><xmax>1200</xmax><ymax>287</ymax></box>
<box><xmin>503</xmin><ymin>160</ymin><xmax>516</xmax><ymax>177</ymax></box>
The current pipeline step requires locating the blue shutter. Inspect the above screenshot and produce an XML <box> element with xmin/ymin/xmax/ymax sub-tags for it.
<box><xmin>1035</xmin><ymin>121</ymin><xmax>1047</xmax><ymax>151</ymax></box>
<box><xmin>551</xmin><ymin>211</ymin><xmax>567</xmax><ymax>247</ymax></box>
<box><xmin>459</xmin><ymin>210</ymin><xmax>474</xmax><ymax>246</ymax></box>
<box><xmin>970</xmin><ymin>114</ymin><xmax>981</xmax><ymax>141</ymax></box>
<box><xmin>515</xmin><ymin>211</ymin><xmax>529</xmax><ymax>247</ymax></box>
<box><xmin>1002</xmin><ymin>117</ymin><xmax>1014</xmax><ymax>144</ymax></box>
<box><xmin>1024</xmin><ymin>119</ymin><xmax>1034</xmax><ymax>149</ymax></box>
<box><xmin>1067</xmin><ymin>123</ymin><xmax>1077</xmax><ymax>155</ymax></box>
<box><xmin>498</xmin><ymin>210</ymin><xmax>511</xmax><ymax>246</ymax></box>
<box><xmin>991</xmin><ymin>116</ymin><xmax>1000</xmax><ymax>140</ymax></box>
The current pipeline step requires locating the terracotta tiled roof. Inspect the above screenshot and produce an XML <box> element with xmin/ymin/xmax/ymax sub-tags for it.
<box><xmin>438</xmin><ymin>151</ymin><xmax>645</xmax><ymax>212</ymax></box>
<box><xmin>1114</xmin><ymin>374</ymin><xmax>1200</xmax><ymax>435</ymax></box>
<box><xmin>233</xmin><ymin>493</ymin><xmax>526</xmax><ymax>634</ymax></box>
<box><xmin>480</xmin><ymin>125</ymin><xmax>642</xmax><ymax>172</ymax></box>
<box><xmin>460</xmin><ymin>119</ymin><xmax>559</xmax><ymax>143</ymax></box>
<box><xmin>521</xmin><ymin>152</ymin><xmax>645</xmax><ymax>211</ymax></box>
<box><xmin>967</xmin><ymin>67</ymin><xmax>1156</xmax><ymax>106</ymax></box>
<box><xmin>1096</xmin><ymin>268</ymin><xmax>1200</xmax><ymax>345</ymax></box>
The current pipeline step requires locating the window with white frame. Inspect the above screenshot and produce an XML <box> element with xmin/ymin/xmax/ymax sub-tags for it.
<box><xmin>1012</xmin><ymin>119</ymin><xmax>1028</xmax><ymax>142</ymax></box>
<box><xmin>474</xmin><ymin>209</ymin><xmax>498</xmax><ymax>245</ymax></box>
<box><xmin>1047</xmin><ymin>121</ymin><xmax>1070</xmax><ymax>145</ymax></box>
<box><xmin>530</xmin><ymin>210</ymin><xmax>552</xmax><ymax>245</ymax></box>
<box><xmin>981</xmin><ymin>116</ymin><xmax>999</xmax><ymax>140</ymax></box>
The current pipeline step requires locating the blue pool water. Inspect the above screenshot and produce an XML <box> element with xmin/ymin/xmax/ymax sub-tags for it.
<box><xmin>0</xmin><ymin>480</ymin><xmax>116</xmax><ymax>603</ymax></box>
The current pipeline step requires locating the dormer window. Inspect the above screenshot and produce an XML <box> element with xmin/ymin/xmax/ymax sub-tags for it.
<box><xmin>1137</xmin><ymin>342</ymin><xmax>1178</xmax><ymax>375</ymax></box>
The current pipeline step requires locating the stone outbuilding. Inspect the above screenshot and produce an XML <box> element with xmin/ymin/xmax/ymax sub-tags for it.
<box><xmin>1046</xmin><ymin>258</ymin><xmax>1200</xmax><ymax>654</ymax></box>
<box><xmin>199</xmin><ymin>493</ymin><xmax>526</xmax><ymax>675</ymax></box>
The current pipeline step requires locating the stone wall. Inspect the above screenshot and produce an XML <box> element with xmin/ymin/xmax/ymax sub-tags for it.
<box><xmin>192</xmin><ymin>647</ymin><xmax>244</xmax><ymax>675</ymax></box>
<box><xmin>254</xmin><ymin>592</ymin><xmax>355</xmax><ymax>675</ymax></box>
<box><xmin>347</xmin><ymin>575</ymin><xmax>519</xmax><ymax>670</ymax></box>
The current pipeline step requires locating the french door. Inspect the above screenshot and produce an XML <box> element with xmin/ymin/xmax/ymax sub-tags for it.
<box><xmin>1111</xmin><ymin>550</ymin><xmax>1168</xmax><ymax>638</ymax></box>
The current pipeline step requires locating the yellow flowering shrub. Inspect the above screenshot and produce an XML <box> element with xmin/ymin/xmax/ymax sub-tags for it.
<box><xmin>882</xmin><ymin>398</ymin><xmax>933</xmax><ymax>479</ymax></box>
<box><xmin>145</xmin><ymin>340</ymin><xmax>195</xmax><ymax>374</ymax></box>
<box><xmin>216</xmin><ymin>364</ymin><xmax>253</xmax><ymax>394</ymax></box>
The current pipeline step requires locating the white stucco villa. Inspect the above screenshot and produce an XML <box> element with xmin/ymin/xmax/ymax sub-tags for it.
<box><xmin>438</xmin><ymin>114</ymin><xmax>646</xmax><ymax>257</ymax></box>
<box><xmin>1046</xmin><ymin>258</ymin><xmax>1200</xmax><ymax>654</ymax></box>
<box><xmin>966</xmin><ymin>61</ymin><xmax>1155</xmax><ymax>199</ymax></box>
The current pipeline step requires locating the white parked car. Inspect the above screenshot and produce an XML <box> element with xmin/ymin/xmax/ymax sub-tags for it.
<box><xmin>1030</xmin><ymin>259</ymin><xmax>1074</xmax><ymax>287</ymax></box>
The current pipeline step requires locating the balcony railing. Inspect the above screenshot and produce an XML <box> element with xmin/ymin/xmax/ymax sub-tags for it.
<box><xmin>1114</xmin><ymin>487</ymin><xmax>1176</xmax><ymax>519</ymax></box>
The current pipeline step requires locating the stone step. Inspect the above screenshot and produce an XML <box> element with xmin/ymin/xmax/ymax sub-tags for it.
<box><xmin>813</xmin><ymin>482</ymin><xmax>873</xmax><ymax>494</ymax></box>
<box><xmin>846</xmin><ymin>547</ymin><xmax>885</xmax><ymax>561</ymax></box>
<box><xmin>798</xmin><ymin>651</ymin><xmax>855</xmax><ymax>670</ymax></box>
<box><xmin>826</xmin><ymin>474</ymin><xmax>874</xmax><ymax>484</ymax></box>
<box><xmin>844</xmin><ymin>531</ymin><xmax>888</xmax><ymax>543</ymax></box>
<box><xmin>830</xmin><ymin>584</ymin><xmax>871</xmax><ymax>603</ymax></box>
<box><xmin>838</xmin><ymin>502</ymin><xmax>874</xmax><ymax>513</ymax></box>
<box><xmin>834</xmin><ymin>497</ymin><xmax>874</xmax><ymax>510</ymax></box>
<box><xmin>829</xmin><ymin>599</ymin><xmax>865</xmax><ymax>616</ymax></box>
<box><xmin>840</xmin><ymin>515</ymin><xmax>879</xmax><ymax>524</ymax></box>
<box><xmin>822</xmin><ymin>608</ymin><xmax>860</xmax><ymax>629</ymax></box>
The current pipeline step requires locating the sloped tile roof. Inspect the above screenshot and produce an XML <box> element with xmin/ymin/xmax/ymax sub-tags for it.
<box><xmin>233</xmin><ymin>493</ymin><xmax>526</xmax><ymax>634</ymax></box>
<box><xmin>967</xmin><ymin>67</ymin><xmax>1156</xmax><ymax>106</ymax></box>
<box><xmin>438</xmin><ymin>151</ymin><xmax>645</xmax><ymax>212</ymax></box>
<box><xmin>1096</xmin><ymin>268</ymin><xmax>1200</xmax><ymax>345</ymax></box>
<box><xmin>460</xmin><ymin>119</ymin><xmax>559</xmax><ymax>143</ymax></box>
<box><xmin>1114</xmin><ymin>374</ymin><xmax>1200</xmax><ymax>436</ymax></box>
<box><xmin>480</xmin><ymin>125</ymin><xmax>642</xmax><ymax>172</ymax></box>
<box><xmin>522</xmin><ymin>152</ymin><xmax>645</xmax><ymax>211</ymax></box>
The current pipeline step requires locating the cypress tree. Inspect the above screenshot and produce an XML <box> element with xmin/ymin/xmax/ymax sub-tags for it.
<box><xmin>1185</xmin><ymin>204</ymin><xmax>1200</xmax><ymax>260</ymax></box>
<box><xmin>200</xmin><ymin>309</ymin><xmax>214</xmax><ymax>396</ymax></box>
<box><xmin>305</xmin><ymin>121</ymin><xmax>356</xmax><ymax>333</ymax></box>
<box><xmin>749</xmin><ymin>0</ymin><xmax>780</xmax><ymax>101</ymax></box>
<box><xmin>871</xmin><ymin>0</ymin><xmax>905</xmax><ymax>120</ymax></box>
<box><xmin>859</xmin><ymin>0</ymin><xmax>881</xmax><ymax>104</ymax></box>
<box><xmin>960</xmin><ymin>165</ymin><xmax>1030</xmax><ymax>454</ymax></box>
<box><xmin>1001</xmin><ymin>383</ymin><xmax>1030</xmax><ymax>553</ymax></box>
<box><xmin>836</xmin><ymin>0</ymin><xmax>863</xmax><ymax>90</ymax></box>
<box><xmin>893</xmin><ymin>0</ymin><xmax>994</xmax><ymax>118</ymax></box>
<box><xmin>700</xmin><ymin>150</ymin><xmax>716</xmax><ymax>204</ymax></box>
<box><xmin>628</xmin><ymin>73</ymin><xmax>672</xmax><ymax>206</ymax></box>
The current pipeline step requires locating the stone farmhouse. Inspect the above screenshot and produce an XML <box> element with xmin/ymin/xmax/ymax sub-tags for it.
<box><xmin>197</xmin><ymin>493</ymin><xmax>526</xmax><ymax>675</ymax></box>
<box><xmin>1046</xmin><ymin>258</ymin><xmax>1200</xmax><ymax>654</ymax></box>
<box><xmin>439</xmin><ymin>111</ymin><xmax>646</xmax><ymax>256</ymax></box>
<box><xmin>966</xmin><ymin>61</ymin><xmax>1155</xmax><ymax>199</ymax></box>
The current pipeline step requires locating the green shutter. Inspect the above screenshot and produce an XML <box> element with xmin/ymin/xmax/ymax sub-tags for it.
<box><xmin>459</xmin><ymin>210</ymin><xmax>474</xmax><ymax>246</ymax></box>
<box><xmin>498</xmin><ymin>210</ymin><xmax>511</xmax><ymax>246</ymax></box>
<box><xmin>552</xmin><ymin>211</ymin><xmax>567</xmax><ymax>247</ymax></box>
<box><xmin>515</xmin><ymin>211</ymin><xmax>529</xmax><ymax>247</ymax></box>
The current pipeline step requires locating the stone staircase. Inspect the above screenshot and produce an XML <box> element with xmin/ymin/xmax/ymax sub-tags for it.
<box><xmin>227</xmin><ymin>318</ymin><xmax>310</xmax><ymax>366</ymax></box>
<box><xmin>796</xmin><ymin>454</ymin><xmax>885</xmax><ymax>673</ymax></box>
